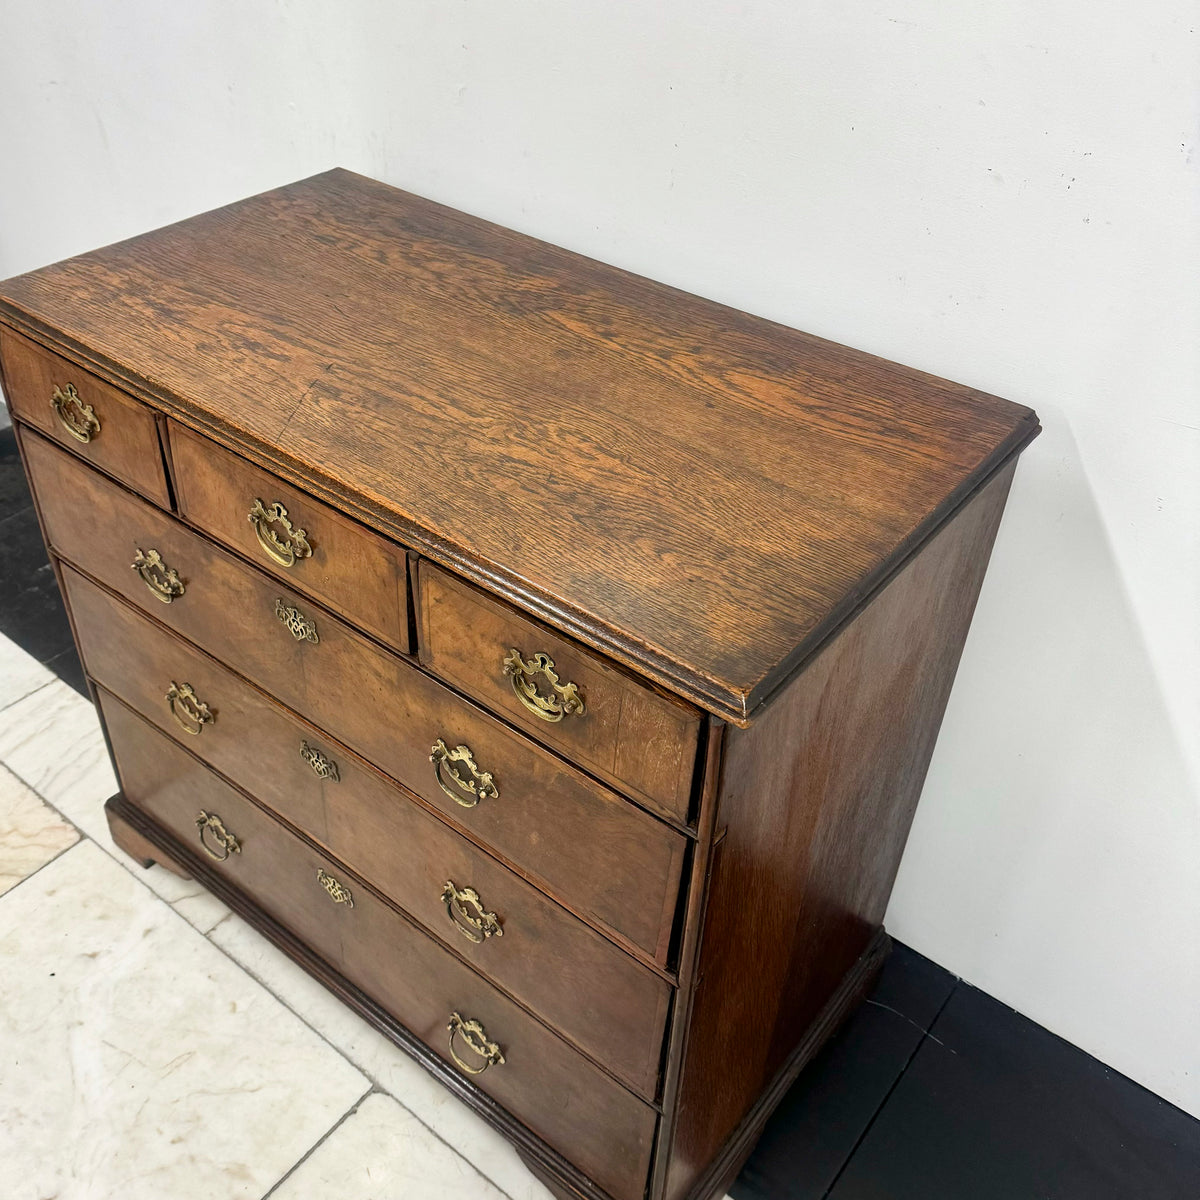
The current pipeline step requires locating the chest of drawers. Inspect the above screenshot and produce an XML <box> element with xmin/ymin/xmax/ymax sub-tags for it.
<box><xmin>0</xmin><ymin>170</ymin><xmax>1039</xmax><ymax>1200</ymax></box>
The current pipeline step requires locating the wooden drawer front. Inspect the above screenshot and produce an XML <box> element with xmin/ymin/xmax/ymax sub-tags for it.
<box><xmin>419</xmin><ymin>563</ymin><xmax>701</xmax><ymax>824</ymax></box>
<box><xmin>30</xmin><ymin>432</ymin><xmax>686</xmax><ymax>964</ymax></box>
<box><xmin>1</xmin><ymin>328</ymin><xmax>169</xmax><ymax>507</ymax></box>
<box><xmin>170</xmin><ymin>422</ymin><xmax>410</xmax><ymax>653</ymax></box>
<box><xmin>103</xmin><ymin>697</ymin><xmax>657</xmax><ymax>1200</ymax></box>
<box><xmin>69</xmin><ymin>571</ymin><xmax>670</xmax><ymax>1099</ymax></box>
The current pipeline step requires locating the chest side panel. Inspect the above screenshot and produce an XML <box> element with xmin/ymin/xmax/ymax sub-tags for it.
<box><xmin>663</xmin><ymin>459</ymin><xmax>1018</xmax><ymax>1200</ymax></box>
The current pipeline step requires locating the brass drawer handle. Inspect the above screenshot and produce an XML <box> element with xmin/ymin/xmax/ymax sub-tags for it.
<box><xmin>248</xmin><ymin>497</ymin><xmax>312</xmax><ymax>568</ymax></box>
<box><xmin>195</xmin><ymin>810</ymin><xmax>240</xmax><ymax>861</ymax></box>
<box><xmin>502</xmin><ymin>649</ymin><xmax>585</xmax><ymax>723</ymax></box>
<box><xmin>430</xmin><ymin>739</ymin><xmax>498</xmax><ymax>808</ymax></box>
<box><xmin>131</xmin><ymin>547</ymin><xmax>185</xmax><ymax>603</ymax></box>
<box><xmin>441</xmin><ymin>880</ymin><xmax>503</xmax><ymax>944</ymax></box>
<box><xmin>299</xmin><ymin>739</ymin><xmax>340</xmax><ymax>781</ymax></box>
<box><xmin>166</xmin><ymin>681</ymin><xmax>213</xmax><ymax>735</ymax></box>
<box><xmin>275</xmin><ymin>598</ymin><xmax>319</xmax><ymax>643</ymax></box>
<box><xmin>316</xmin><ymin>867</ymin><xmax>354</xmax><ymax>907</ymax></box>
<box><xmin>447</xmin><ymin>1012</ymin><xmax>504</xmax><ymax>1075</ymax></box>
<box><xmin>50</xmin><ymin>382</ymin><xmax>100</xmax><ymax>443</ymax></box>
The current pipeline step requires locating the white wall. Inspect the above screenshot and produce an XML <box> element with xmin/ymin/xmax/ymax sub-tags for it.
<box><xmin>2</xmin><ymin>0</ymin><xmax>1197</xmax><ymax>1115</ymax></box>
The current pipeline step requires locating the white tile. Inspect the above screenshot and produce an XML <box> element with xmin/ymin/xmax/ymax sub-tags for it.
<box><xmin>0</xmin><ymin>633</ymin><xmax>53</xmax><ymax>713</ymax></box>
<box><xmin>0</xmin><ymin>841</ymin><xmax>368</xmax><ymax>1200</ymax></box>
<box><xmin>269</xmin><ymin>1091</ymin><xmax>508</xmax><ymax>1199</ymax></box>
<box><xmin>210</xmin><ymin>915</ymin><xmax>556</xmax><ymax>1200</ymax></box>
<box><xmin>0</xmin><ymin>675</ymin><xmax>115</xmax><ymax>813</ymax></box>
<box><xmin>0</xmin><ymin>761</ymin><xmax>78</xmax><ymax>894</ymax></box>
<box><xmin>0</xmin><ymin>679</ymin><xmax>228</xmax><ymax>931</ymax></box>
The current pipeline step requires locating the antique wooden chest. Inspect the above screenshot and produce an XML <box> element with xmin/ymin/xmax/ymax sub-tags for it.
<box><xmin>0</xmin><ymin>169</ymin><xmax>1039</xmax><ymax>1200</ymax></box>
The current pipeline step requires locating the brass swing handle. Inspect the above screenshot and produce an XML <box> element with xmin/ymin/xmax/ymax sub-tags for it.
<box><xmin>447</xmin><ymin>1011</ymin><xmax>505</xmax><ymax>1075</ymax></box>
<box><xmin>131</xmin><ymin>547</ymin><xmax>185</xmax><ymax>603</ymax></box>
<box><xmin>430</xmin><ymin>739</ymin><xmax>498</xmax><ymax>808</ymax></box>
<box><xmin>195</xmin><ymin>810</ymin><xmax>240</xmax><ymax>861</ymax></box>
<box><xmin>441</xmin><ymin>880</ymin><xmax>503</xmax><ymax>944</ymax></box>
<box><xmin>50</xmin><ymin>382</ymin><xmax>100</xmax><ymax>443</ymax></box>
<box><xmin>502</xmin><ymin>649</ymin><xmax>585</xmax><ymax>723</ymax></box>
<box><xmin>166</xmin><ymin>681</ymin><xmax>213</xmax><ymax>736</ymax></box>
<box><xmin>248</xmin><ymin>497</ymin><xmax>312</xmax><ymax>568</ymax></box>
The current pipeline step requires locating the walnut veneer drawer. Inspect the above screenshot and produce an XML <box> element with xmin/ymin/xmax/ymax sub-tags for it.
<box><xmin>0</xmin><ymin>328</ymin><xmax>170</xmax><ymax>507</ymax></box>
<box><xmin>419</xmin><ymin>562</ymin><xmax>702</xmax><ymax>824</ymax></box>
<box><xmin>67</xmin><ymin>567</ymin><xmax>671</xmax><ymax>1099</ymax></box>
<box><xmin>102</xmin><ymin>695</ymin><xmax>657</xmax><ymax>1200</ymax></box>
<box><xmin>29</xmin><ymin>430</ymin><xmax>685</xmax><ymax>964</ymax></box>
<box><xmin>169</xmin><ymin>422</ymin><xmax>410</xmax><ymax>654</ymax></box>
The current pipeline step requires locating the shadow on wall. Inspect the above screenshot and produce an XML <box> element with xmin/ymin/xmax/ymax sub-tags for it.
<box><xmin>885</xmin><ymin>411</ymin><xmax>1200</xmax><ymax>1117</ymax></box>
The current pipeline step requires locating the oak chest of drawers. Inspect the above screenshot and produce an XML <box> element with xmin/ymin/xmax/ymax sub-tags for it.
<box><xmin>0</xmin><ymin>170</ymin><xmax>1039</xmax><ymax>1200</ymax></box>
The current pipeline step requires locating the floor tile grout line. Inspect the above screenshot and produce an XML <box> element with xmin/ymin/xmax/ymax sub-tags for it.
<box><xmin>0</xmin><ymin>792</ymin><xmax>230</xmax><ymax>940</ymax></box>
<box><xmin>818</xmin><ymin>981</ymin><xmax>960</xmax><ymax>1200</ymax></box>
<box><xmin>0</xmin><ymin>831</ymin><xmax>84</xmax><ymax>902</ymax></box>
<box><xmin>201</xmin><ymin>922</ymin><xmax>524</xmax><ymax>1200</ymax></box>
<box><xmin>0</xmin><ymin>681</ymin><xmax>527</xmax><ymax>1200</ymax></box>
<box><xmin>0</xmin><ymin>670</ymin><xmax>61</xmax><ymax>718</ymax></box>
<box><xmin>0</xmin><ymin>754</ymin><xmax>470</xmax><ymax>1193</ymax></box>
<box><xmin>205</xmin><ymin>897</ymin><xmax>527</xmax><ymax>1198</ymax></box>
<box><xmin>0</xmin><ymin>771</ymin><xmax>523</xmax><ymax>1200</ymax></box>
<box><xmin>258</xmin><ymin>1085</ymin><xmax>374</xmax><ymax>1199</ymax></box>
<box><xmin>0</xmin><ymin>634</ymin><xmax>526</xmax><ymax>1199</ymax></box>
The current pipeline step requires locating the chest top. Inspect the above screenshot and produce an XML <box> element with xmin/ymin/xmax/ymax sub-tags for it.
<box><xmin>0</xmin><ymin>168</ymin><xmax>1038</xmax><ymax>723</ymax></box>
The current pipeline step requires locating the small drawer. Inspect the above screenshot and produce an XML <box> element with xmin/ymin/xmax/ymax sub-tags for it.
<box><xmin>169</xmin><ymin>422</ymin><xmax>410</xmax><ymax>653</ymax></box>
<box><xmin>419</xmin><ymin>562</ymin><xmax>701</xmax><ymax>823</ymax></box>
<box><xmin>73</xmin><ymin>573</ymin><xmax>670</xmax><ymax>1099</ymax></box>
<box><xmin>30</xmin><ymin>431</ymin><xmax>686</xmax><ymax>965</ymax></box>
<box><xmin>1</xmin><ymin>327</ymin><xmax>170</xmax><ymax>507</ymax></box>
<box><xmin>104</xmin><ymin>698</ymin><xmax>657</xmax><ymax>1200</ymax></box>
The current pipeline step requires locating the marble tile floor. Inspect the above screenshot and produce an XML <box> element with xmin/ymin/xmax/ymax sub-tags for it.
<box><xmin>0</xmin><ymin>630</ymin><xmax>558</xmax><ymax>1200</ymax></box>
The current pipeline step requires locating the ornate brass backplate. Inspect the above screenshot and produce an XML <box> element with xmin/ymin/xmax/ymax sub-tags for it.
<box><xmin>248</xmin><ymin>497</ymin><xmax>312</xmax><ymax>568</ymax></box>
<box><xmin>49</xmin><ymin>382</ymin><xmax>100</xmax><ymax>442</ymax></box>
<box><xmin>502</xmin><ymin>648</ymin><xmax>585</xmax><ymax>723</ymax></box>
<box><xmin>299</xmin><ymin>739</ymin><xmax>340</xmax><ymax>781</ymax></box>
<box><xmin>131</xmin><ymin>547</ymin><xmax>185</xmax><ymax>603</ymax></box>
<box><xmin>166</xmin><ymin>681</ymin><xmax>213</xmax><ymax>735</ymax></box>
<box><xmin>447</xmin><ymin>1011</ymin><xmax>505</xmax><ymax>1075</ymax></box>
<box><xmin>316</xmin><ymin>867</ymin><xmax>354</xmax><ymax>907</ymax></box>
<box><xmin>274</xmin><ymin>598</ymin><xmax>319</xmax><ymax>643</ymax></box>
<box><xmin>441</xmin><ymin>880</ymin><xmax>503</xmax><ymax>944</ymax></box>
<box><xmin>195</xmin><ymin>810</ymin><xmax>240</xmax><ymax>861</ymax></box>
<box><xmin>429</xmin><ymin>738</ymin><xmax>499</xmax><ymax>808</ymax></box>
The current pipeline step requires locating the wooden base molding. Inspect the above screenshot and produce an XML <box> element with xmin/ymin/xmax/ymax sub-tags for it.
<box><xmin>105</xmin><ymin>794</ymin><xmax>190</xmax><ymax>879</ymax></box>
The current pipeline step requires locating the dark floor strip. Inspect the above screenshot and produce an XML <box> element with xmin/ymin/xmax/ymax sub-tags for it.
<box><xmin>825</xmin><ymin>983</ymin><xmax>1200</xmax><ymax>1200</ymax></box>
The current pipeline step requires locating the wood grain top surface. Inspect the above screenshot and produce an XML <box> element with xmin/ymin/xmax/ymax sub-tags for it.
<box><xmin>0</xmin><ymin>169</ymin><xmax>1038</xmax><ymax>723</ymax></box>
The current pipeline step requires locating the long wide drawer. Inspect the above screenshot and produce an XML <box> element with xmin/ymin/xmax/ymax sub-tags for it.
<box><xmin>101</xmin><ymin>696</ymin><xmax>657</xmax><ymax>1200</ymax></box>
<box><xmin>420</xmin><ymin>561</ymin><xmax>701</xmax><ymax>824</ymax></box>
<box><xmin>2</xmin><ymin>327</ymin><xmax>170</xmax><ymax>506</ymax></box>
<box><xmin>28</xmin><ymin>429</ymin><xmax>686</xmax><ymax>965</ymax></box>
<box><xmin>70</xmin><ymin>568</ymin><xmax>670</xmax><ymax>1098</ymax></box>
<box><xmin>169</xmin><ymin>421</ymin><xmax>411</xmax><ymax>655</ymax></box>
